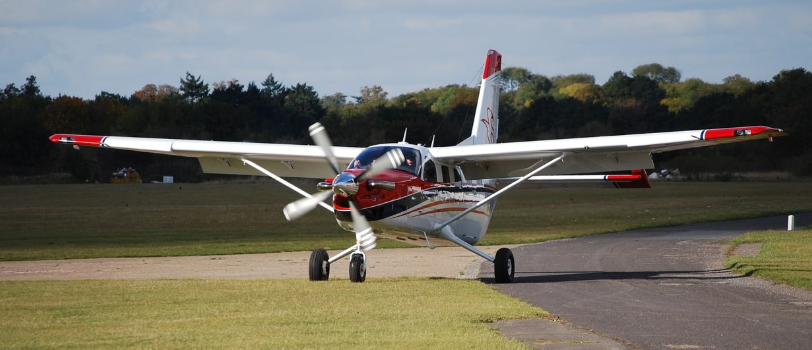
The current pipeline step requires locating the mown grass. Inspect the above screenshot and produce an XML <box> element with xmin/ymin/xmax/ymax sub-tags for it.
<box><xmin>0</xmin><ymin>278</ymin><xmax>545</xmax><ymax>349</ymax></box>
<box><xmin>1</xmin><ymin>181</ymin><xmax>811</xmax><ymax>260</ymax></box>
<box><xmin>725</xmin><ymin>229</ymin><xmax>812</xmax><ymax>291</ymax></box>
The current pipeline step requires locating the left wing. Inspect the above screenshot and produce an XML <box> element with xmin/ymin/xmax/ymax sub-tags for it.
<box><xmin>49</xmin><ymin>134</ymin><xmax>363</xmax><ymax>178</ymax></box>
<box><xmin>431</xmin><ymin>126</ymin><xmax>787</xmax><ymax>180</ymax></box>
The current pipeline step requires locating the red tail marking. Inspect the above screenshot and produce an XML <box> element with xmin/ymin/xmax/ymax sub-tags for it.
<box><xmin>483</xmin><ymin>49</ymin><xmax>502</xmax><ymax>79</ymax></box>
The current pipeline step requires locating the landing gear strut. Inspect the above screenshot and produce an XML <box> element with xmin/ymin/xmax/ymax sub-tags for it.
<box><xmin>309</xmin><ymin>249</ymin><xmax>330</xmax><ymax>281</ymax></box>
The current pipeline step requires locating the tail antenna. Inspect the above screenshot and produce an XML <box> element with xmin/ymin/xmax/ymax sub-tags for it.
<box><xmin>430</xmin><ymin>135</ymin><xmax>436</xmax><ymax>148</ymax></box>
<box><xmin>401</xmin><ymin>128</ymin><xmax>408</xmax><ymax>143</ymax></box>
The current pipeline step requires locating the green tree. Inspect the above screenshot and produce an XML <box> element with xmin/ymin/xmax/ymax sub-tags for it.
<box><xmin>179</xmin><ymin>72</ymin><xmax>209</xmax><ymax>103</ymax></box>
<box><xmin>283</xmin><ymin>83</ymin><xmax>325</xmax><ymax>138</ymax></box>
<box><xmin>321</xmin><ymin>92</ymin><xmax>348</xmax><ymax>109</ymax></box>
<box><xmin>260</xmin><ymin>73</ymin><xmax>285</xmax><ymax>99</ymax></box>
<box><xmin>510</xmin><ymin>75</ymin><xmax>552</xmax><ymax>109</ymax></box>
<box><xmin>0</xmin><ymin>79</ymin><xmax>49</xmax><ymax>175</ymax></box>
<box><xmin>210</xmin><ymin>79</ymin><xmax>245</xmax><ymax>107</ymax></box>
<box><xmin>632</xmin><ymin>63</ymin><xmax>681</xmax><ymax>84</ymax></box>
<box><xmin>722</xmin><ymin>74</ymin><xmax>755</xmax><ymax>96</ymax></box>
<box><xmin>662</xmin><ymin>78</ymin><xmax>717</xmax><ymax>113</ymax></box>
<box><xmin>602</xmin><ymin>71</ymin><xmax>633</xmax><ymax>104</ymax></box>
<box><xmin>22</xmin><ymin>75</ymin><xmax>42</xmax><ymax>98</ymax></box>
<box><xmin>1</xmin><ymin>83</ymin><xmax>21</xmax><ymax>100</ymax></box>
<box><xmin>500</xmin><ymin>67</ymin><xmax>533</xmax><ymax>92</ymax></box>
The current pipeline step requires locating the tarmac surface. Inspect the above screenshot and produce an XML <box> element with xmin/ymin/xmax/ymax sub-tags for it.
<box><xmin>484</xmin><ymin>213</ymin><xmax>812</xmax><ymax>349</ymax></box>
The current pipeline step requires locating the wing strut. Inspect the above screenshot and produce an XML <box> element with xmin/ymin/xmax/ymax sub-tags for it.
<box><xmin>432</xmin><ymin>154</ymin><xmax>565</xmax><ymax>233</ymax></box>
<box><xmin>427</xmin><ymin>154</ymin><xmax>565</xmax><ymax>264</ymax></box>
<box><xmin>240</xmin><ymin>157</ymin><xmax>334</xmax><ymax>213</ymax></box>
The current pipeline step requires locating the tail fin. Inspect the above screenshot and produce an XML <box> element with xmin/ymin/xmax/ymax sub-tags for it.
<box><xmin>459</xmin><ymin>49</ymin><xmax>502</xmax><ymax>146</ymax></box>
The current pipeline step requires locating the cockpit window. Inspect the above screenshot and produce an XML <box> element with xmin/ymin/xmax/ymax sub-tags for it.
<box><xmin>349</xmin><ymin>146</ymin><xmax>421</xmax><ymax>176</ymax></box>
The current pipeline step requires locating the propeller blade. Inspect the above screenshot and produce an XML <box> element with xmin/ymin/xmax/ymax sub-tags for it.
<box><xmin>283</xmin><ymin>191</ymin><xmax>332</xmax><ymax>221</ymax></box>
<box><xmin>349</xmin><ymin>202</ymin><xmax>376</xmax><ymax>251</ymax></box>
<box><xmin>309</xmin><ymin>122</ymin><xmax>341</xmax><ymax>175</ymax></box>
<box><xmin>357</xmin><ymin>148</ymin><xmax>405</xmax><ymax>180</ymax></box>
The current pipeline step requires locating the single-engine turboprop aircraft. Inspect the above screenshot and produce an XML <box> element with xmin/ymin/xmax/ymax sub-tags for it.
<box><xmin>50</xmin><ymin>49</ymin><xmax>787</xmax><ymax>283</ymax></box>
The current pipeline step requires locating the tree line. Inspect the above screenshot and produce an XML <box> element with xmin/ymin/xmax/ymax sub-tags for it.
<box><xmin>1</xmin><ymin>64</ymin><xmax>810</xmax><ymax>183</ymax></box>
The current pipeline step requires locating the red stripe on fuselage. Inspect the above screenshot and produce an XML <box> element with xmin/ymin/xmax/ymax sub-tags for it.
<box><xmin>391</xmin><ymin>198</ymin><xmax>479</xmax><ymax>219</ymax></box>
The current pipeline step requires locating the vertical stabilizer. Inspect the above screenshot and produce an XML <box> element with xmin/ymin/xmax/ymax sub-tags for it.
<box><xmin>459</xmin><ymin>49</ymin><xmax>501</xmax><ymax>146</ymax></box>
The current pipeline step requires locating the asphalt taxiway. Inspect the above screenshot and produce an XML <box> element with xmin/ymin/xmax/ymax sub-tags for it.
<box><xmin>483</xmin><ymin>213</ymin><xmax>812</xmax><ymax>349</ymax></box>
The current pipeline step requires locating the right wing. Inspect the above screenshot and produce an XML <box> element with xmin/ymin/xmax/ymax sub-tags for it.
<box><xmin>432</xmin><ymin>126</ymin><xmax>787</xmax><ymax>180</ymax></box>
<box><xmin>49</xmin><ymin>134</ymin><xmax>364</xmax><ymax>179</ymax></box>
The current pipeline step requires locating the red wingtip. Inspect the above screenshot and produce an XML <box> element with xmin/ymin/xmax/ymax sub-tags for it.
<box><xmin>702</xmin><ymin>126</ymin><xmax>787</xmax><ymax>141</ymax></box>
<box><xmin>483</xmin><ymin>49</ymin><xmax>502</xmax><ymax>79</ymax></box>
<box><xmin>49</xmin><ymin>134</ymin><xmax>106</xmax><ymax>147</ymax></box>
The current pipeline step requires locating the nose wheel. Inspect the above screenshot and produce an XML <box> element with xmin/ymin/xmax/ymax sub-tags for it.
<box><xmin>309</xmin><ymin>248</ymin><xmax>369</xmax><ymax>283</ymax></box>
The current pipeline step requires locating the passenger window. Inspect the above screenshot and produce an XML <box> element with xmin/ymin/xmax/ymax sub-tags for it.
<box><xmin>423</xmin><ymin>160</ymin><xmax>437</xmax><ymax>183</ymax></box>
<box><xmin>441</xmin><ymin>166</ymin><xmax>452</xmax><ymax>183</ymax></box>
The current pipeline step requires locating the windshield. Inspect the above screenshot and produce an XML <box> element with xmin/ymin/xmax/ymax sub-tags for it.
<box><xmin>349</xmin><ymin>146</ymin><xmax>421</xmax><ymax>176</ymax></box>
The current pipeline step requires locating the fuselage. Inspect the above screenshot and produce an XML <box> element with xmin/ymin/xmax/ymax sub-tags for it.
<box><xmin>330</xmin><ymin>143</ymin><xmax>496</xmax><ymax>246</ymax></box>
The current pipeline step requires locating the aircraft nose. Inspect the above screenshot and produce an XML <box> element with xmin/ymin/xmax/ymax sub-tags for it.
<box><xmin>333</xmin><ymin>172</ymin><xmax>358</xmax><ymax>196</ymax></box>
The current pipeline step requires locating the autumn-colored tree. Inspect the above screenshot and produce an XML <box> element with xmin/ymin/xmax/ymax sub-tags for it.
<box><xmin>354</xmin><ymin>85</ymin><xmax>388</xmax><ymax>105</ymax></box>
<box><xmin>132</xmin><ymin>84</ymin><xmax>159</xmax><ymax>101</ymax></box>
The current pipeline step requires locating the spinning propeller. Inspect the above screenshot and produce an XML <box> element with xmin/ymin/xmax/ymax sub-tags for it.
<box><xmin>283</xmin><ymin>122</ymin><xmax>404</xmax><ymax>251</ymax></box>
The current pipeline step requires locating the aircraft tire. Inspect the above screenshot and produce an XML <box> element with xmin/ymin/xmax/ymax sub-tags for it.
<box><xmin>494</xmin><ymin>247</ymin><xmax>515</xmax><ymax>283</ymax></box>
<box><xmin>349</xmin><ymin>253</ymin><xmax>366</xmax><ymax>283</ymax></box>
<box><xmin>309</xmin><ymin>248</ymin><xmax>330</xmax><ymax>281</ymax></box>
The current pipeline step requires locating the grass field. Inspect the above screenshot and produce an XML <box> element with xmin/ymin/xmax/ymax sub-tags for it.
<box><xmin>1</xmin><ymin>180</ymin><xmax>811</xmax><ymax>348</ymax></box>
<box><xmin>726</xmin><ymin>230</ymin><xmax>812</xmax><ymax>290</ymax></box>
<box><xmin>0</xmin><ymin>278</ymin><xmax>545</xmax><ymax>349</ymax></box>
<box><xmin>2</xmin><ymin>181</ymin><xmax>811</xmax><ymax>260</ymax></box>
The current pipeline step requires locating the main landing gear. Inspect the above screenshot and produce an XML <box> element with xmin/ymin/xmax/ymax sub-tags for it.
<box><xmin>308</xmin><ymin>248</ymin><xmax>367</xmax><ymax>283</ymax></box>
<box><xmin>494</xmin><ymin>247</ymin><xmax>515</xmax><ymax>283</ymax></box>
<box><xmin>309</xmin><ymin>246</ymin><xmax>515</xmax><ymax>283</ymax></box>
<box><xmin>309</xmin><ymin>248</ymin><xmax>330</xmax><ymax>281</ymax></box>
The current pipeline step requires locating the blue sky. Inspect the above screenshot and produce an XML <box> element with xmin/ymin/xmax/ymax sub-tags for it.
<box><xmin>1</xmin><ymin>0</ymin><xmax>810</xmax><ymax>100</ymax></box>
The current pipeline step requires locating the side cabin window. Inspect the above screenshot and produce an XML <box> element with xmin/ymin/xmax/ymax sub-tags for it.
<box><xmin>423</xmin><ymin>160</ymin><xmax>437</xmax><ymax>183</ymax></box>
<box><xmin>349</xmin><ymin>146</ymin><xmax>421</xmax><ymax>177</ymax></box>
<box><xmin>441</xmin><ymin>165</ymin><xmax>452</xmax><ymax>184</ymax></box>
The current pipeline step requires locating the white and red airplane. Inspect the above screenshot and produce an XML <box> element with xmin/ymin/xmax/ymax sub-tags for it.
<box><xmin>50</xmin><ymin>49</ymin><xmax>787</xmax><ymax>283</ymax></box>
